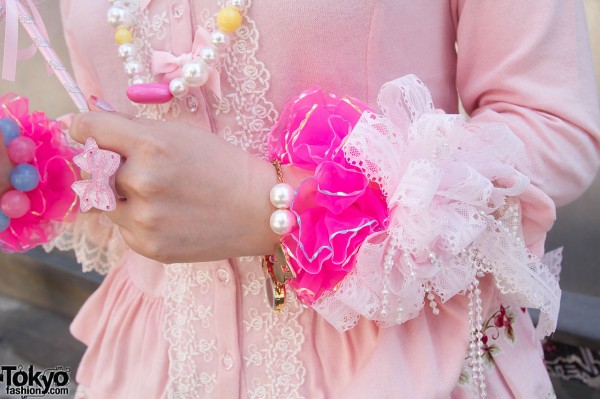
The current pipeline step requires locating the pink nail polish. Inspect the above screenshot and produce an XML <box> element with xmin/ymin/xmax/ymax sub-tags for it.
<box><xmin>90</xmin><ymin>95</ymin><xmax>116</xmax><ymax>112</ymax></box>
<box><xmin>126</xmin><ymin>83</ymin><xmax>173</xmax><ymax>104</ymax></box>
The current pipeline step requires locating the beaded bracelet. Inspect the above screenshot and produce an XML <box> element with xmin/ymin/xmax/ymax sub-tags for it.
<box><xmin>268</xmin><ymin>160</ymin><xmax>296</xmax><ymax>235</ymax></box>
<box><xmin>262</xmin><ymin>160</ymin><xmax>297</xmax><ymax>312</ymax></box>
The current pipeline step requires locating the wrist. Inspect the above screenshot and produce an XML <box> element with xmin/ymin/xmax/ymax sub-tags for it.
<box><xmin>233</xmin><ymin>156</ymin><xmax>310</xmax><ymax>257</ymax></box>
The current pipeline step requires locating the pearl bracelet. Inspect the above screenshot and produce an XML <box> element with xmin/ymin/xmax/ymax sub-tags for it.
<box><xmin>268</xmin><ymin>160</ymin><xmax>296</xmax><ymax>235</ymax></box>
<box><xmin>262</xmin><ymin>160</ymin><xmax>297</xmax><ymax>312</ymax></box>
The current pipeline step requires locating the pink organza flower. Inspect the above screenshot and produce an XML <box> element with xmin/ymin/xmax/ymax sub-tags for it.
<box><xmin>269</xmin><ymin>88</ymin><xmax>389</xmax><ymax>304</ymax></box>
<box><xmin>0</xmin><ymin>94</ymin><xmax>79</xmax><ymax>253</ymax></box>
<box><xmin>269</xmin><ymin>87</ymin><xmax>371</xmax><ymax>170</ymax></box>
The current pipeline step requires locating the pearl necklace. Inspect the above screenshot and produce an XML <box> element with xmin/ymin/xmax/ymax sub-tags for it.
<box><xmin>106</xmin><ymin>0</ymin><xmax>248</xmax><ymax>104</ymax></box>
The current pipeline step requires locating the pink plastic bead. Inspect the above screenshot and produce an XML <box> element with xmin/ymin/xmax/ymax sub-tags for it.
<box><xmin>7</xmin><ymin>136</ymin><xmax>36</xmax><ymax>164</ymax></box>
<box><xmin>126</xmin><ymin>83</ymin><xmax>173</xmax><ymax>104</ymax></box>
<box><xmin>0</xmin><ymin>190</ymin><xmax>31</xmax><ymax>218</ymax></box>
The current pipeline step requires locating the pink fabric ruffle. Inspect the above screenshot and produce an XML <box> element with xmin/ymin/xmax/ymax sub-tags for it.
<box><xmin>312</xmin><ymin>75</ymin><xmax>561</xmax><ymax>338</ymax></box>
<box><xmin>71</xmin><ymin>251</ymin><xmax>169</xmax><ymax>399</ymax></box>
<box><xmin>269</xmin><ymin>88</ymin><xmax>389</xmax><ymax>304</ymax></box>
<box><xmin>0</xmin><ymin>94</ymin><xmax>79</xmax><ymax>252</ymax></box>
<box><xmin>269</xmin><ymin>87</ymin><xmax>369</xmax><ymax>169</ymax></box>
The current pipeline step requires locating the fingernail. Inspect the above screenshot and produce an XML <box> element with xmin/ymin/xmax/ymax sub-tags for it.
<box><xmin>89</xmin><ymin>95</ymin><xmax>115</xmax><ymax>112</ymax></box>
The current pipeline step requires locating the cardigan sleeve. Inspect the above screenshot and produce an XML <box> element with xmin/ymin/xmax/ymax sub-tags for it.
<box><xmin>449</xmin><ymin>0</ymin><xmax>600</xmax><ymax>256</ymax></box>
<box><xmin>452</xmin><ymin>0</ymin><xmax>600</xmax><ymax>208</ymax></box>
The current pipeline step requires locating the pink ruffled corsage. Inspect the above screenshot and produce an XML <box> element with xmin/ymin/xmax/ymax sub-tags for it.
<box><xmin>269</xmin><ymin>88</ymin><xmax>389</xmax><ymax>304</ymax></box>
<box><xmin>0</xmin><ymin>94</ymin><xmax>79</xmax><ymax>252</ymax></box>
<box><xmin>269</xmin><ymin>76</ymin><xmax>561</xmax><ymax>342</ymax></box>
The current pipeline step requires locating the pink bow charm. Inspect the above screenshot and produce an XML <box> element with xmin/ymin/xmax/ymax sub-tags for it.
<box><xmin>151</xmin><ymin>26</ymin><xmax>222</xmax><ymax>98</ymax></box>
<box><xmin>71</xmin><ymin>138</ymin><xmax>121</xmax><ymax>212</ymax></box>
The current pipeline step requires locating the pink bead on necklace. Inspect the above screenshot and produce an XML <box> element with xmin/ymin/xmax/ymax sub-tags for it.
<box><xmin>106</xmin><ymin>0</ymin><xmax>248</xmax><ymax>104</ymax></box>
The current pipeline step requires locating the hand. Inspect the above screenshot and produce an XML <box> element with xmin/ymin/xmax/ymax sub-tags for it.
<box><xmin>69</xmin><ymin>111</ymin><xmax>306</xmax><ymax>263</ymax></box>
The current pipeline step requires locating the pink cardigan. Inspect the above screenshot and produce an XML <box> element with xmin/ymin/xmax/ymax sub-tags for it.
<box><xmin>56</xmin><ymin>1</ymin><xmax>600</xmax><ymax>398</ymax></box>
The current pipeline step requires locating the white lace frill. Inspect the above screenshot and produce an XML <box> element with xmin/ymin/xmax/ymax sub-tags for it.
<box><xmin>313</xmin><ymin>75</ymin><xmax>562</xmax><ymax>339</ymax></box>
<box><xmin>43</xmin><ymin>213</ymin><xmax>126</xmax><ymax>275</ymax></box>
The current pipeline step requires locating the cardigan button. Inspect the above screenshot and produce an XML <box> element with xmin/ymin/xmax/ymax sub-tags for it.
<box><xmin>217</xmin><ymin>268</ymin><xmax>230</xmax><ymax>285</ymax></box>
<box><xmin>221</xmin><ymin>353</ymin><xmax>234</xmax><ymax>370</ymax></box>
<box><xmin>171</xmin><ymin>2</ymin><xmax>184</xmax><ymax>19</ymax></box>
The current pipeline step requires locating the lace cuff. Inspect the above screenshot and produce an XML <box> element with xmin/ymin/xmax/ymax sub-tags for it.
<box><xmin>298</xmin><ymin>75</ymin><xmax>561</xmax><ymax>338</ymax></box>
<box><xmin>44</xmin><ymin>211</ymin><xmax>127</xmax><ymax>275</ymax></box>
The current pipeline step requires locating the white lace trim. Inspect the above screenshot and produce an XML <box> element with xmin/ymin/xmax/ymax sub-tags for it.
<box><xmin>242</xmin><ymin>269</ymin><xmax>306</xmax><ymax>399</ymax></box>
<box><xmin>162</xmin><ymin>261</ymin><xmax>306</xmax><ymax>399</ymax></box>
<box><xmin>43</xmin><ymin>214</ymin><xmax>126</xmax><ymax>275</ymax></box>
<box><xmin>163</xmin><ymin>263</ymin><xmax>218</xmax><ymax>397</ymax></box>
<box><xmin>132</xmin><ymin>1</ymin><xmax>172</xmax><ymax>120</ymax></box>
<box><xmin>204</xmin><ymin>0</ymin><xmax>279</xmax><ymax>159</ymax></box>
<box><xmin>313</xmin><ymin>75</ymin><xmax>561</xmax><ymax>339</ymax></box>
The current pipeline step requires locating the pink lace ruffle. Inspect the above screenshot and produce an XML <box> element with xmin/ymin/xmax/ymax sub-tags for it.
<box><xmin>308</xmin><ymin>75</ymin><xmax>561</xmax><ymax>338</ymax></box>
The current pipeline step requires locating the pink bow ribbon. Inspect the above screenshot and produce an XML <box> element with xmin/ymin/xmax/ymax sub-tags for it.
<box><xmin>1</xmin><ymin>0</ymin><xmax>51</xmax><ymax>81</ymax></box>
<box><xmin>151</xmin><ymin>26</ymin><xmax>222</xmax><ymax>98</ymax></box>
<box><xmin>71</xmin><ymin>138</ymin><xmax>121</xmax><ymax>212</ymax></box>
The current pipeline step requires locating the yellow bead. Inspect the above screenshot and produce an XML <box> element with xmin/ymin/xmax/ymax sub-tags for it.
<box><xmin>216</xmin><ymin>7</ymin><xmax>243</xmax><ymax>33</ymax></box>
<box><xmin>115</xmin><ymin>28</ymin><xmax>133</xmax><ymax>44</ymax></box>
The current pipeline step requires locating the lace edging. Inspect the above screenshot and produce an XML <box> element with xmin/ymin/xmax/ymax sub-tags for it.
<box><xmin>313</xmin><ymin>76</ymin><xmax>561</xmax><ymax>339</ymax></box>
<box><xmin>206</xmin><ymin>0</ymin><xmax>279</xmax><ymax>159</ymax></box>
<box><xmin>243</xmin><ymin>270</ymin><xmax>306</xmax><ymax>399</ymax></box>
<box><xmin>163</xmin><ymin>263</ymin><xmax>217</xmax><ymax>398</ymax></box>
<box><xmin>43</xmin><ymin>214</ymin><xmax>126</xmax><ymax>275</ymax></box>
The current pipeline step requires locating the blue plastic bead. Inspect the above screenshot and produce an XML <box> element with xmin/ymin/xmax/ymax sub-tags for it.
<box><xmin>0</xmin><ymin>118</ymin><xmax>21</xmax><ymax>145</ymax></box>
<box><xmin>0</xmin><ymin>212</ymin><xmax>9</xmax><ymax>233</ymax></box>
<box><xmin>10</xmin><ymin>164</ymin><xmax>40</xmax><ymax>192</ymax></box>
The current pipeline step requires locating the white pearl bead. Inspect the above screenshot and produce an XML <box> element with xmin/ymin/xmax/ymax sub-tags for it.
<box><xmin>169</xmin><ymin>77</ymin><xmax>189</xmax><ymax>98</ymax></box>
<box><xmin>181</xmin><ymin>62</ymin><xmax>209</xmax><ymax>87</ymax></box>
<box><xmin>269</xmin><ymin>183</ymin><xmax>294</xmax><ymax>209</ymax></box>
<box><xmin>200</xmin><ymin>47</ymin><xmax>218</xmax><ymax>67</ymax></box>
<box><xmin>210</xmin><ymin>31</ymin><xmax>229</xmax><ymax>50</ymax></box>
<box><xmin>118</xmin><ymin>43</ymin><xmax>136</xmax><ymax>61</ymax></box>
<box><xmin>107</xmin><ymin>7</ymin><xmax>132</xmax><ymax>29</ymax></box>
<box><xmin>231</xmin><ymin>0</ymin><xmax>246</xmax><ymax>9</ymax></box>
<box><xmin>124</xmin><ymin>60</ymin><xmax>142</xmax><ymax>78</ymax></box>
<box><xmin>131</xmin><ymin>76</ymin><xmax>145</xmax><ymax>85</ymax></box>
<box><xmin>270</xmin><ymin>209</ymin><xmax>296</xmax><ymax>235</ymax></box>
